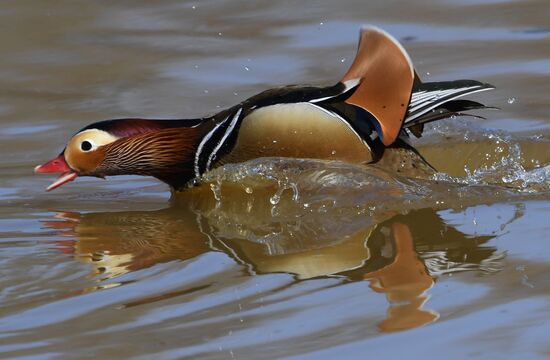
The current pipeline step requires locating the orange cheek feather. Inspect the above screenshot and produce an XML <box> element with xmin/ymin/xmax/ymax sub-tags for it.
<box><xmin>66</xmin><ymin>149</ymin><xmax>105</xmax><ymax>174</ymax></box>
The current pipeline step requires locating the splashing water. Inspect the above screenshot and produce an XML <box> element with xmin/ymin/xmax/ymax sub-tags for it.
<box><xmin>428</xmin><ymin>120</ymin><xmax>550</xmax><ymax>193</ymax></box>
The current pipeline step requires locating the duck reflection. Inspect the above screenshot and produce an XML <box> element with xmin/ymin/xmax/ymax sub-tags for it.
<box><xmin>42</xmin><ymin>182</ymin><xmax>500</xmax><ymax>332</ymax></box>
<box><xmin>43</xmin><ymin>207</ymin><xmax>210</xmax><ymax>279</ymax></box>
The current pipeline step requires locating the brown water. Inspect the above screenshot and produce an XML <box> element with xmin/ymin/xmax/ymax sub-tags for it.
<box><xmin>1</xmin><ymin>1</ymin><xmax>550</xmax><ymax>359</ymax></box>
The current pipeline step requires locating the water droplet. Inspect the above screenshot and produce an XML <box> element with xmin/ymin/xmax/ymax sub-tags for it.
<box><xmin>426</xmin><ymin>72</ymin><xmax>431</xmax><ymax>76</ymax></box>
<box><xmin>218</xmin><ymin>32</ymin><xmax>222</xmax><ymax>36</ymax></box>
<box><xmin>272</xmin><ymin>140</ymin><xmax>277</xmax><ymax>144</ymax></box>
<box><xmin>194</xmin><ymin>64</ymin><xmax>199</xmax><ymax>69</ymax></box>
<box><xmin>340</xmin><ymin>57</ymin><xmax>346</xmax><ymax>63</ymax></box>
<box><xmin>233</xmin><ymin>92</ymin><xmax>238</xmax><ymax>96</ymax></box>
<box><xmin>319</xmin><ymin>21</ymin><xmax>324</xmax><ymax>26</ymax></box>
<box><xmin>191</xmin><ymin>5</ymin><xmax>196</xmax><ymax>9</ymax></box>
<box><xmin>270</xmin><ymin>205</ymin><xmax>280</xmax><ymax>217</ymax></box>
<box><xmin>245</xmin><ymin>187</ymin><xmax>253</xmax><ymax>194</ymax></box>
<box><xmin>269</xmin><ymin>193</ymin><xmax>280</xmax><ymax>205</ymax></box>
<box><xmin>244</xmin><ymin>66</ymin><xmax>250</xmax><ymax>71</ymax></box>
<box><xmin>289</xmin><ymin>183</ymin><xmax>300</xmax><ymax>202</ymax></box>
<box><xmin>521</xmin><ymin>274</ymin><xmax>535</xmax><ymax>288</ymax></box>
<box><xmin>210</xmin><ymin>182</ymin><xmax>221</xmax><ymax>201</ymax></box>
<box><xmin>507</xmin><ymin>97</ymin><xmax>516</xmax><ymax>104</ymax></box>
<box><xmin>331</xmin><ymin>150</ymin><xmax>336</xmax><ymax>155</ymax></box>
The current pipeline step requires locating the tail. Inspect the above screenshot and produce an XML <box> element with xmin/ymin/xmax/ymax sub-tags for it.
<box><xmin>404</xmin><ymin>80</ymin><xmax>495</xmax><ymax>137</ymax></box>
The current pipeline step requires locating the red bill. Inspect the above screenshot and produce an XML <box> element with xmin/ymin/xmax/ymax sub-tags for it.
<box><xmin>34</xmin><ymin>154</ymin><xmax>77</xmax><ymax>191</ymax></box>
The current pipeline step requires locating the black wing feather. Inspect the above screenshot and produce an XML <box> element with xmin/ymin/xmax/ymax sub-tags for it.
<box><xmin>406</xmin><ymin>80</ymin><xmax>494</xmax><ymax>125</ymax></box>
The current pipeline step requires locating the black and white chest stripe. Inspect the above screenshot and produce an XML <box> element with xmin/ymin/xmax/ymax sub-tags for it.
<box><xmin>193</xmin><ymin>110</ymin><xmax>238</xmax><ymax>178</ymax></box>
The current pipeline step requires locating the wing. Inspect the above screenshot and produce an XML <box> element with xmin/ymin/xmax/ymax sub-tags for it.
<box><xmin>406</xmin><ymin>80</ymin><xmax>495</xmax><ymax>124</ymax></box>
<box><xmin>193</xmin><ymin>81</ymin><xmax>364</xmax><ymax>177</ymax></box>
<box><xmin>341</xmin><ymin>26</ymin><xmax>415</xmax><ymax>146</ymax></box>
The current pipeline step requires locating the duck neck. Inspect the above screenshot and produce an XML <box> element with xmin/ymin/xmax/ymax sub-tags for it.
<box><xmin>98</xmin><ymin>123</ymin><xmax>211</xmax><ymax>190</ymax></box>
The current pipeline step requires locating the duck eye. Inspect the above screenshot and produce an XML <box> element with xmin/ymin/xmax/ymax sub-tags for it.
<box><xmin>80</xmin><ymin>140</ymin><xmax>93</xmax><ymax>151</ymax></box>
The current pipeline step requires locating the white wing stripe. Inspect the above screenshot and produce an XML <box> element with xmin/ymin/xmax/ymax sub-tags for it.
<box><xmin>409</xmin><ymin>89</ymin><xmax>458</xmax><ymax>112</ymax></box>
<box><xmin>410</xmin><ymin>86</ymin><xmax>480</xmax><ymax>105</ymax></box>
<box><xmin>410</xmin><ymin>91</ymin><xmax>430</xmax><ymax>102</ymax></box>
<box><xmin>307</xmin><ymin>103</ymin><xmax>372</xmax><ymax>150</ymax></box>
<box><xmin>405</xmin><ymin>87</ymin><xmax>492</xmax><ymax>123</ymax></box>
<box><xmin>411</xmin><ymin>88</ymin><xmax>459</xmax><ymax>104</ymax></box>
<box><xmin>310</xmin><ymin>79</ymin><xmax>361</xmax><ymax>103</ymax></box>
<box><xmin>408</xmin><ymin>86</ymin><xmax>481</xmax><ymax>113</ymax></box>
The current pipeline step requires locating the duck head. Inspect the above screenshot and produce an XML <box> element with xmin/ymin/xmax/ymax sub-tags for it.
<box><xmin>35</xmin><ymin>119</ymin><xmax>206</xmax><ymax>191</ymax></box>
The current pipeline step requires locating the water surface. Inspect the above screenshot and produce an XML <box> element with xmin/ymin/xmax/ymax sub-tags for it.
<box><xmin>1</xmin><ymin>0</ymin><xmax>549</xmax><ymax>359</ymax></box>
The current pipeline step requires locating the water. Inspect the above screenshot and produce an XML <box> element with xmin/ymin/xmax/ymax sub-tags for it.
<box><xmin>1</xmin><ymin>1</ymin><xmax>550</xmax><ymax>358</ymax></box>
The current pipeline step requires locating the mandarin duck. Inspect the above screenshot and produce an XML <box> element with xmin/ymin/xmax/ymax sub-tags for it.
<box><xmin>35</xmin><ymin>26</ymin><xmax>494</xmax><ymax>191</ymax></box>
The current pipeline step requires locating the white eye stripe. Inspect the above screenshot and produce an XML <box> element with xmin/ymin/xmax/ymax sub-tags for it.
<box><xmin>64</xmin><ymin>129</ymin><xmax>120</xmax><ymax>171</ymax></box>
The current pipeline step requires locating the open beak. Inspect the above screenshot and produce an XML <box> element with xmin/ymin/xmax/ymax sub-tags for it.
<box><xmin>34</xmin><ymin>154</ymin><xmax>78</xmax><ymax>191</ymax></box>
